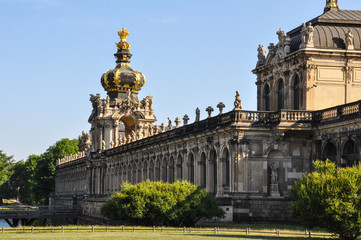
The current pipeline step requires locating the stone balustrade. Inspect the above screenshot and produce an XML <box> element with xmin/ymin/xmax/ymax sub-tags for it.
<box><xmin>57</xmin><ymin>151</ymin><xmax>86</xmax><ymax>166</ymax></box>
<box><xmin>57</xmin><ymin>100</ymin><xmax>361</xmax><ymax>167</ymax></box>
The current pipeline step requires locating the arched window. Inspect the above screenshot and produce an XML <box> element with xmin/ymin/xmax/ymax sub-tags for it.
<box><xmin>322</xmin><ymin>142</ymin><xmax>337</xmax><ymax>162</ymax></box>
<box><xmin>169</xmin><ymin>157</ymin><xmax>174</xmax><ymax>183</ymax></box>
<box><xmin>188</xmin><ymin>153</ymin><xmax>195</xmax><ymax>183</ymax></box>
<box><xmin>200</xmin><ymin>153</ymin><xmax>206</xmax><ymax>188</ymax></box>
<box><xmin>342</xmin><ymin>140</ymin><xmax>359</xmax><ymax>167</ymax></box>
<box><xmin>149</xmin><ymin>161</ymin><xmax>154</xmax><ymax>181</ymax></box>
<box><xmin>155</xmin><ymin>159</ymin><xmax>161</xmax><ymax>181</ymax></box>
<box><xmin>176</xmin><ymin>155</ymin><xmax>183</xmax><ymax>180</ymax></box>
<box><xmin>222</xmin><ymin>148</ymin><xmax>230</xmax><ymax>188</ymax></box>
<box><xmin>128</xmin><ymin>165</ymin><xmax>132</xmax><ymax>182</ymax></box>
<box><xmin>277</xmin><ymin>80</ymin><xmax>285</xmax><ymax>110</ymax></box>
<box><xmin>132</xmin><ymin>164</ymin><xmax>137</xmax><ymax>183</ymax></box>
<box><xmin>162</xmin><ymin>158</ymin><xmax>167</xmax><ymax>182</ymax></box>
<box><xmin>143</xmin><ymin>162</ymin><xmax>148</xmax><ymax>180</ymax></box>
<box><xmin>264</xmin><ymin>84</ymin><xmax>271</xmax><ymax>111</ymax></box>
<box><xmin>137</xmin><ymin>162</ymin><xmax>142</xmax><ymax>183</ymax></box>
<box><xmin>293</xmin><ymin>76</ymin><xmax>300</xmax><ymax>110</ymax></box>
<box><xmin>208</xmin><ymin>150</ymin><xmax>217</xmax><ymax>194</ymax></box>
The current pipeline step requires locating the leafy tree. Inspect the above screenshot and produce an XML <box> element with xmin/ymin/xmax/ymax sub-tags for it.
<box><xmin>32</xmin><ymin>138</ymin><xmax>78</xmax><ymax>205</ymax></box>
<box><xmin>101</xmin><ymin>180</ymin><xmax>225</xmax><ymax>226</ymax></box>
<box><xmin>291</xmin><ymin>160</ymin><xmax>361</xmax><ymax>240</ymax></box>
<box><xmin>0</xmin><ymin>150</ymin><xmax>15</xmax><ymax>204</ymax></box>
<box><xmin>0</xmin><ymin>139</ymin><xmax>78</xmax><ymax>205</ymax></box>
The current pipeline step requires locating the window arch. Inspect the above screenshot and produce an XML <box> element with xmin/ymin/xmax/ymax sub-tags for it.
<box><xmin>322</xmin><ymin>142</ymin><xmax>337</xmax><ymax>162</ymax></box>
<box><xmin>188</xmin><ymin>153</ymin><xmax>195</xmax><ymax>183</ymax></box>
<box><xmin>137</xmin><ymin>162</ymin><xmax>142</xmax><ymax>183</ymax></box>
<box><xmin>169</xmin><ymin>157</ymin><xmax>175</xmax><ymax>183</ymax></box>
<box><xmin>143</xmin><ymin>162</ymin><xmax>148</xmax><ymax>180</ymax></box>
<box><xmin>155</xmin><ymin>159</ymin><xmax>161</xmax><ymax>181</ymax></box>
<box><xmin>293</xmin><ymin>75</ymin><xmax>300</xmax><ymax>110</ymax></box>
<box><xmin>199</xmin><ymin>152</ymin><xmax>206</xmax><ymax>188</ymax></box>
<box><xmin>162</xmin><ymin>158</ymin><xmax>167</xmax><ymax>182</ymax></box>
<box><xmin>264</xmin><ymin>84</ymin><xmax>271</xmax><ymax>111</ymax></box>
<box><xmin>208</xmin><ymin>150</ymin><xmax>217</xmax><ymax>194</ymax></box>
<box><xmin>342</xmin><ymin>140</ymin><xmax>359</xmax><ymax>167</ymax></box>
<box><xmin>222</xmin><ymin>148</ymin><xmax>230</xmax><ymax>188</ymax></box>
<box><xmin>277</xmin><ymin>80</ymin><xmax>285</xmax><ymax>110</ymax></box>
<box><xmin>149</xmin><ymin>161</ymin><xmax>154</xmax><ymax>181</ymax></box>
<box><xmin>176</xmin><ymin>155</ymin><xmax>183</xmax><ymax>180</ymax></box>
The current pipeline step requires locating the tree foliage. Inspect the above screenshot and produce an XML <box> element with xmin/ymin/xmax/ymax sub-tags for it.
<box><xmin>291</xmin><ymin>160</ymin><xmax>361</xmax><ymax>240</ymax></box>
<box><xmin>0</xmin><ymin>150</ymin><xmax>15</xmax><ymax>203</ymax></box>
<box><xmin>101</xmin><ymin>180</ymin><xmax>225</xmax><ymax>226</ymax></box>
<box><xmin>0</xmin><ymin>138</ymin><xmax>78</xmax><ymax>205</ymax></box>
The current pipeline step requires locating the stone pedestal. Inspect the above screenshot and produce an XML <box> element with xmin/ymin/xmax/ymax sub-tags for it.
<box><xmin>270</xmin><ymin>183</ymin><xmax>280</xmax><ymax>197</ymax></box>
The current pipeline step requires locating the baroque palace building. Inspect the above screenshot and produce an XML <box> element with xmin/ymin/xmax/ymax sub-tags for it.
<box><xmin>54</xmin><ymin>0</ymin><xmax>361</xmax><ymax>222</ymax></box>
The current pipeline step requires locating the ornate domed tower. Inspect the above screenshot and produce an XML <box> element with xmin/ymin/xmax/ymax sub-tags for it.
<box><xmin>101</xmin><ymin>28</ymin><xmax>145</xmax><ymax>101</ymax></box>
<box><xmin>87</xmin><ymin>28</ymin><xmax>156</xmax><ymax>152</ymax></box>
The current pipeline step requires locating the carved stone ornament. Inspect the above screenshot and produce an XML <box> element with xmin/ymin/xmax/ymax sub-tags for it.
<box><xmin>306</xmin><ymin>64</ymin><xmax>316</xmax><ymax>81</ymax></box>
<box><xmin>183</xmin><ymin>114</ymin><xmax>190</xmax><ymax>125</ymax></box>
<box><xmin>234</xmin><ymin>91</ymin><xmax>242</xmax><ymax>110</ymax></box>
<box><xmin>205</xmin><ymin>106</ymin><xmax>214</xmax><ymax>118</ymax></box>
<box><xmin>269</xmin><ymin>162</ymin><xmax>280</xmax><ymax>184</ymax></box>
<box><xmin>269</xmin><ymin>161</ymin><xmax>281</xmax><ymax>197</ymax></box>
<box><xmin>168</xmin><ymin>117</ymin><xmax>173</xmax><ymax>130</ymax></box>
<box><xmin>216</xmin><ymin>102</ymin><xmax>226</xmax><ymax>115</ymax></box>
<box><xmin>300</xmin><ymin>22</ymin><xmax>314</xmax><ymax>49</ymax></box>
<box><xmin>175</xmin><ymin>117</ymin><xmax>181</xmax><ymax>128</ymax></box>
<box><xmin>257</xmin><ymin>44</ymin><xmax>266</xmax><ymax>67</ymax></box>
<box><xmin>345</xmin><ymin>66</ymin><xmax>354</xmax><ymax>84</ymax></box>
<box><xmin>345</xmin><ymin>29</ymin><xmax>354</xmax><ymax>50</ymax></box>
<box><xmin>195</xmin><ymin>108</ymin><xmax>200</xmax><ymax>122</ymax></box>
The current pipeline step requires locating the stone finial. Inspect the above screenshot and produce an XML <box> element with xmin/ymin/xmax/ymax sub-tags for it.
<box><xmin>183</xmin><ymin>114</ymin><xmax>190</xmax><ymax>125</ymax></box>
<box><xmin>205</xmin><ymin>106</ymin><xmax>214</xmax><ymax>118</ymax></box>
<box><xmin>216</xmin><ymin>102</ymin><xmax>226</xmax><ymax>115</ymax></box>
<box><xmin>234</xmin><ymin>91</ymin><xmax>242</xmax><ymax>110</ymax></box>
<box><xmin>161</xmin><ymin>122</ymin><xmax>166</xmax><ymax>132</ymax></box>
<box><xmin>346</xmin><ymin>29</ymin><xmax>354</xmax><ymax>50</ymax></box>
<box><xmin>195</xmin><ymin>108</ymin><xmax>200</xmax><ymax>122</ymax></box>
<box><xmin>175</xmin><ymin>117</ymin><xmax>181</xmax><ymax>128</ymax></box>
<box><xmin>167</xmin><ymin>117</ymin><xmax>173</xmax><ymax>130</ymax></box>
<box><xmin>257</xmin><ymin>44</ymin><xmax>266</xmax><ymax>67</ymax></box>
<box><xmin>155</xmin><ymin>125</ymin><xmax>160</xmax><ymax>134</ymax></box>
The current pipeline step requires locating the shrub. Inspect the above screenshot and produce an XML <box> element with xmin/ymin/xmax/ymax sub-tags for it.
<box><xmin>101</xmin><ymin>180</ymin><xmax>224</xmax><ymax>226</ymax></box>
<box><xmin>291</xmin><ymin>160</ymin><xmax>361</xmax><ymax>240</ymax></box>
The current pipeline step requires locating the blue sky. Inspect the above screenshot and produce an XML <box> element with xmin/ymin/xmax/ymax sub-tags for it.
<box><xmin>0</xmin><ymin>0</ymin><xmax>359</xmax><ymax>161</ymax></box>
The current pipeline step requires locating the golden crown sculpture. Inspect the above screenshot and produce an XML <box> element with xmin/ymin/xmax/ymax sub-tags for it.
<box><xmin>116</xmin><ymin>27</ymin><xmax>131</xmax><ymax>50</ymax></box>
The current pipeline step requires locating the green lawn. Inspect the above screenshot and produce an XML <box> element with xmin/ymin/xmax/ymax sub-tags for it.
<box><xmin>0</xmin><ymin>232</ymin><xmax>335</xmax><ymax>240</ymax></box>
<box><xmin>0</xmin><ymin>226</ymin><xmax>335</xmax><ymax>240</ymax></box>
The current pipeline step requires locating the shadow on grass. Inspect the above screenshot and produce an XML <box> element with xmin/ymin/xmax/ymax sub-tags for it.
<box><xmin>194</xmin><ymin>234</ymin><xmax>329</xmax><ymax>240</ymax></box>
